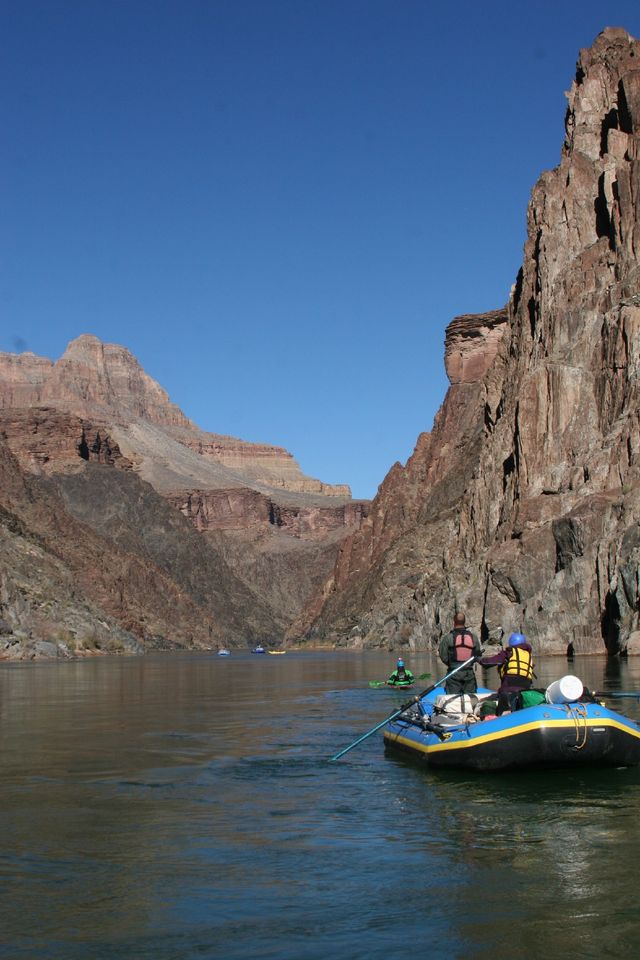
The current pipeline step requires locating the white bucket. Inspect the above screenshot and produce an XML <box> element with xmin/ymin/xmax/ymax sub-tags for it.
<box><xmin>545</xmin><ymin>675</ymin><xmax>584</xmax><ymax>704</ymax></box>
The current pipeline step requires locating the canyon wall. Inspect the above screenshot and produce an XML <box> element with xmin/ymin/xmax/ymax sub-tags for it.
<box><xmin>293</xmin><ymin>28</ymin><xmax>640</xmax><ymax>657</ymax></box>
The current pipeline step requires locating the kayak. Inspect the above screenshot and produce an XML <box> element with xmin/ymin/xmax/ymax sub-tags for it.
<box><xmin>267</xmin><ymin>650</ymin><xmax>287</xmax><ymax>655</ymax></box>
<box><xmin>369</xmin><ymin>680</ymin><xmax>414</xmax><ymax>689</ymax></box>
<box><xmin>383</xmin><ymin>685</ymin><xmax>640</xmax><ymax>771</ymax></box>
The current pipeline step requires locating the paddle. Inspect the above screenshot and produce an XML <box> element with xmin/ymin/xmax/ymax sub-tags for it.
<box><xmin>368</xmin><ymin>672</ymin><xmax>431</xmax><ymax>688</ymax></box>
<box><xmin>330</xmin><ymin>656</ymin><xmax>479</xmax><ymax>761</ymax></box>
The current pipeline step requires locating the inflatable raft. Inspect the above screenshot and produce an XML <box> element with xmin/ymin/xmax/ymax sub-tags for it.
<box><xmin>383</xmin><ymin>684</ymin><xmax>640</xmax><ymax>771</ymax></box>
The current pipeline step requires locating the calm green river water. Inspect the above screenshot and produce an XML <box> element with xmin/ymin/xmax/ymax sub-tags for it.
<box><xmin>1</xmin><ymin>650</ymin><xmax>639</xmax><ymax>960</ymax></box>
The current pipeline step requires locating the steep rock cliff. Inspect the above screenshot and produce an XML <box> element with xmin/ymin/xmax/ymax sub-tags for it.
<box><xmin>294</xmin><ymin>28</ymin><xmax>640</xmax><ymax>656</ymax></box>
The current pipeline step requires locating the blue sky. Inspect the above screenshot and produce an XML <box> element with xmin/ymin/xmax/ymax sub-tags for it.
<box><xmin>2</xmin><ymin>1</ymin><xmax>639</xmax><ymax>499</ymax></box>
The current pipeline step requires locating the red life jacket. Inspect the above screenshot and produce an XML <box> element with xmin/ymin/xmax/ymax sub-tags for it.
<box><xmin>453</xmin><ymin>630</ymin><xmax>475</xmax><ymax>662</ymax></box>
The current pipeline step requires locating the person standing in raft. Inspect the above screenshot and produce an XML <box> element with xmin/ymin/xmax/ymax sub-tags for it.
<box><xmin>480</xmin><ymin>632</ymin><xmax>534</xmax><ymax>715</ymax></box>
<box><xmin>438</xmin><ymin>612</ymin><xmax>483</xmax><ymax>694</ymax></box>
<box><xmin>387</xmin><ymin>658</ymin><xmax>415</xmax><ymax>685</ymax></box>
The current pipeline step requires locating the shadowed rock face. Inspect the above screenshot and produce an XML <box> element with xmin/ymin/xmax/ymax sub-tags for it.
<box><xmin>293</xmin><ymin>28</ymin><xmax>640</xmax><ymax>656</ymax></box>
<box><xmin>165</xmin><ymin>489</ymin><xmax>370</xmax><ymax>624</ymax></box>
<box><xmin>0</xmin><ymin>408</ymin><xmax>133</xmax><ymax>474</ymax></box>
<box><xmin>0</xmin><ymin>435</ymin><xmax>277</xmax><ymax>657</ymax></box>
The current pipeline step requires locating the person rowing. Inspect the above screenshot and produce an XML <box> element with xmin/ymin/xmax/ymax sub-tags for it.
<box><xmin>438</xmin><ymin>611</ymin><xmax>483</xmax><ymax>694</ymax></box>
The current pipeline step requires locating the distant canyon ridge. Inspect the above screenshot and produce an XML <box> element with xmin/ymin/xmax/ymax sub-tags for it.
<box><xmin>0</xmin><ymin>335</ymin><xmax>367</xmax><ymax>658</ymax></box>
<box><xmin>2</xmin><ymin>27</ymin><xmax>640</xmax><ymax>659</ymax></box>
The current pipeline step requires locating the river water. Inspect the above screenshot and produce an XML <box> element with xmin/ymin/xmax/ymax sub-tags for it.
<box><xmin>1</xmin><ymin>649</ymin><xmax>639</xmax><ymax>960</ymax></box>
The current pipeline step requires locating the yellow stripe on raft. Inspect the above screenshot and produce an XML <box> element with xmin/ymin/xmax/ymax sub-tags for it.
<box><xmin>384</xmin><ymin>717</ymin><xmax>640</xmax><ymax>755</ymax></box>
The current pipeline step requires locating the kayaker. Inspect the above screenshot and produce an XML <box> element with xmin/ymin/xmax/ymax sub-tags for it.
<box><xmin>480</xmin><ymin>631</ymin><xmax>534</xmax><ymax>714</ymax></box>
<box><xmin>387</xmin><ymin>658</ymin><xmax>415</xmax><ymax>685</ymax></box>
<box><xmin>438</xmin><ymin>612</ymin><xmax>483</xmax><ymax>694</ymax></box>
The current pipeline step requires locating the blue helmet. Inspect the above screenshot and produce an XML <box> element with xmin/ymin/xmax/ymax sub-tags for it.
<box><xmin>508</xmin><ymin>632</ymin><xmax>526</xmax><ymax>647</ymax></box>
<box><xmin>397</xmin><ymin>658</ymin><xmax>405</xmax><ymax>667</ymax></box>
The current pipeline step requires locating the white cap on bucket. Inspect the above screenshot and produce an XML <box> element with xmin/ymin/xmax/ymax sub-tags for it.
<box><xmin>559</xmin><ymin>675</ymin><xmax>583</xmax><ymax>699</ymax></box>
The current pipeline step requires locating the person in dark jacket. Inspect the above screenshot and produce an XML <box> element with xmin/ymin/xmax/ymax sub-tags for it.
<box><xmin>438</xmin><ymin>612</ymin><xmax>482</xmax><ymax>694</ymax></box>
<box><xmin>387</xmin><ymin>658</ymin><xmax>415</xmax><ymax>685</ymax></box>
<box><xmin>480</xmin><ymin>632</ymin><xmax>534</xmax><ymax>714</ymax></box>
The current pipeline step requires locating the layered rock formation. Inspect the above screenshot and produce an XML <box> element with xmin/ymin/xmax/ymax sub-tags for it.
<box><xmin>0</xmin><ymin>336</ymin><xmax>192</xmax><ymax>426</ymax></box>
<box><xmin>0</xmin><ymin>335</ymin><xmax>350</xmax><ymax>497</ymax></box>
<box><xmin>293</xmin><ymin>28</ymin><xmax>640</xmax><ymax>656</ymax></box>
<box><xmin>175</xmin><ymin>435</ymin><xmax>351</xmax><ymax>496</ymax></box>
<box><xmin>168</xmin><ymin>488</ymin><xmax>367</xmax><ymax>538</ymax></box>
<box><xmin>0</xmin><ymin>337</ymin><xmax>365</xmax><ymax>655</ymax></box>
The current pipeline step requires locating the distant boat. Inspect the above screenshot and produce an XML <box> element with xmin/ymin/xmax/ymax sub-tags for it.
<box><xmin>217</xmin><ymin>649</ymin><xmax>230</xmax><ymax>657</ymax></box>
<box><xmin>369</xmin><ymin>679</ymin><xmax>414</xmax><ymax>689</ymax></box>
<box><xmin>252</xmin><ymin>645</ymin><xmax>266</xmax><ymax>655</ymax></box>
<box><xmin>267</xmin><ymin>650</ymin><xmax>286</xmax><ymax>655</ymax></box>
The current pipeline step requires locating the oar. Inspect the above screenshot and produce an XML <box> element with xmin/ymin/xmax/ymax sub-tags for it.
<box><xmin>330</xmin><ymin>656</ymin><xmax>478</xmax><ymax>761</ymax></box>
<box><xmin>593</xmin><ymin>690</ymin><xmax>640</xmax><ymax>699</ymax></box>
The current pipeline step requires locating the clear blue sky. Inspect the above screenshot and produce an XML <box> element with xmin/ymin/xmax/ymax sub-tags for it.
<box><xmin>2</xmin><ymin>1</ymin><xmax>639</xmax><ymax>499</ymax></box>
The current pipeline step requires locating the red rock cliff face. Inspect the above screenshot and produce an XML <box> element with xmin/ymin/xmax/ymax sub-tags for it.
<box><xmin>294</xmin><ymin>28</ymin><xmax>640</xmax><ymax>656</ymax></box>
